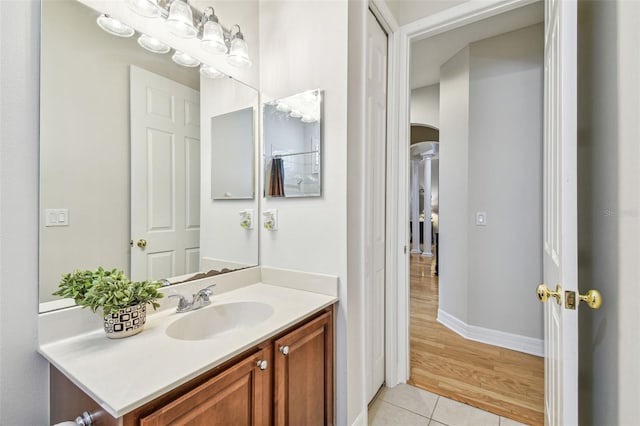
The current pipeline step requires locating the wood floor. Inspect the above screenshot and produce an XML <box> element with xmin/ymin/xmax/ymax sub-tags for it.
<box><xmin>408</xmin><ymin>253</ymin><xmax>544</xmax><ymax>425</ymax></box>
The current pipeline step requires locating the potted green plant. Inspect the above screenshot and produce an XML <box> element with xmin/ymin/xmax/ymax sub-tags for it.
<box><xmin>53</xmin><ymin>267</ymin><xmax>164</xmax><ymax>339</ymax></box>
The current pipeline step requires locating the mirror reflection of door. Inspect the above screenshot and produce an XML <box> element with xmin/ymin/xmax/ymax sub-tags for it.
<box><xmin>130</xmin><ymin>66</ymin><xmax>201</xmax><ymax>281</ymax></box>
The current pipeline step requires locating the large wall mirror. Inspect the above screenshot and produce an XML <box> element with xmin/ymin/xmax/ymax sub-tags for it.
<box><xmin>39</xmin><ymin>0</ymin><xmax>259</xmax><ymax>312</ymax></box>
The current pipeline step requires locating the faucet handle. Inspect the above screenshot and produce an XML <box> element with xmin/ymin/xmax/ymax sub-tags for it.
<box><xmin>168</xmin><ymin>294</ymin><xmax>190</xmax><ymax>312</ymax></box>
<box><xmin>198</xmin><ymin>284</ymin><xmax>217</xmax><ymax>299</ymax></box>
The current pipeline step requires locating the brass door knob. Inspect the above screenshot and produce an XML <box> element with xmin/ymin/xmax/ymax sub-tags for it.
<box><xmin>137</xmin><ymin>239</ymin><xmax>147</xmax><ymax>249</ymax></box>
<box><xmin>579</xmin><ymin>289</ymin><xmax>602</xmax><ymax>309</ymax></box>
<box><xmin>536</xmin><ymin>283</ymin><xmax>562</xmax><ymax>305</ymax></box>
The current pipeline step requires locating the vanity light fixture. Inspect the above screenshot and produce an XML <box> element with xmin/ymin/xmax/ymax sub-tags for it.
<box><xmin>126</xmin><ymin>0</ymin><xmax>161</xmax><ymax>18</ymax></box>
<box><xmin>172</xmin><ymin>50</ymin><xmax>200</xmax><ymax>67</ymax></box>
<box><xmin>227</xmin><ymin>25</ymin><xmax>252</xmax><ymax>68</ymax></box>
<box><xmin>96</xmin><ymin>14</ymin><xmax>135</xmax><ymax>38</ymax></box>
<box><xmin>166</xmin><ymin>0</ymin><xmax>198</xmax><ymax>38</ymax></box>
<box><xmin>200</xmin><ymin>64</ymin><xmax>225</xmax><ymax>79</ymax></box>
<box><xmin>138</xmin><ymin>34</ymin><xmax>171</xmax><ymax>54</ymax></box>
<box><xmin>104</xmin><ymin>2</ymin><xmax>253</xmax><ymax>68</ymax></box>
<box><xmin>200</xmin><ymin>8</ymin><xmax>228</xmax><ymax>54</ymax></box>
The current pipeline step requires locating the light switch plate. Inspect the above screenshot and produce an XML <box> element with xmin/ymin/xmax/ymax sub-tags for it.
<box><xmin>475</xmin><ymin>211</ymin><xmax>487</xmax><ymax>226</ymax></box>
<box><xmin>45</xmin><ymin>208</ymin><xmax>69</xmax><ymax>227</ymax></box>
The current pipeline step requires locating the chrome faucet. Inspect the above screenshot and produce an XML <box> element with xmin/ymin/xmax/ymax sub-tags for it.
<box><xmin>168</xmin><ymin>284</ymin><xmax>216</xmax><ymax>313</ymax></box>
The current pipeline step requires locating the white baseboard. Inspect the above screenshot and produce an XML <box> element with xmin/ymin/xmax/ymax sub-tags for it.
<box><xmin>437</xmin><ymin>309</ymin><xmax>544</xmax><ymax>357</ymax></box>
<box><xmin>351</xmin><ymin>409</ymin><xmax>367</xmax><ymax>426</ymax></box>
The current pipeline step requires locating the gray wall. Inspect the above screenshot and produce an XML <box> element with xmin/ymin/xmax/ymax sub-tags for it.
<box><xmin>577</xmin><ymin>0</ymin><xmax>640</xmax><ymax>424</ymax></box>
<box><xmin>0</xmin><ymin>1</ymin><xmax>50</xmax><ymax>424</ymax></box>
<box><xmin>439</xmin><ymin>24</ymin><xmax>544</xmax><ymax>341</ymax></box>
<box><xmin>467</xmin><ymin>24</ymin><xmax>543</xmax><ymax>337</ymax></box>
<box><xmin>439</xmin><ymin>46</ymin><xmax>470</xmax><ymax>323</ymax></box>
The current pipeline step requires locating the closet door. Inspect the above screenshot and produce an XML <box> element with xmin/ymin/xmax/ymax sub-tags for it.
<box><xmin>365</xmin><ymin>8</ymin><xmax>388</xmax><ymax>403</ymax></box>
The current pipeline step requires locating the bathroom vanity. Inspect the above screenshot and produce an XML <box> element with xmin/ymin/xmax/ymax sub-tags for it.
<box><xmin>40</xmin><ymin>267</ymin><xmax>338</xmax><ymax>425</ymax></box>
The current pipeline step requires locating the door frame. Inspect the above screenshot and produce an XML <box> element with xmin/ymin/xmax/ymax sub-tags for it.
<box><xmin>381</xmin><ymin>0</ymin><xmax>539</xmax><ymax>388</ymax></box>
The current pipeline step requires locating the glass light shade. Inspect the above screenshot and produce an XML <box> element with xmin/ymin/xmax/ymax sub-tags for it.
<box><xmin>289</xmin><ymin>110</ymin><xmax>303</xmax><ymax>119</ymax></box>
<box><xmin>276</xmin><ymin>102</ymin><xmax>291</xmax><ymax>113</ymax></box>
<box><xmin>200</xmin><ymin>64</ymin><xmax>225</xmax><ymax>79</ymax></box>
<box><xmin>172</xmin><ymin>51</ymin><xmax>200</xmax><ymax>67</ymax></box>
<box><xmin>227</xmin><ymin>37</ymin><xmax>252</xmax><ymax>68</ymax></box>
<box><xmin>126</xmin><ymin>0</ymin><xmax>160</xmax><ymax>18</ymax></box>
<box><xmin>96</xmin><ymin>14</ymin><xmax>135</xmax><ymax>38</ymax></box>
<box><xmin>301</xmin><ymin>115</ymin><xmax>317</xmax><ymax>123</ymax></box>
<box><xmin>137</xmin><ymin>34</ymin><xmax>170</xmax><ymax>54</ymax></box>
<box><xmin>201</xmin><ymin>20</ymin><xmax>227</xmax><ymax>54</ymax></box>
<box><xmin>166</xmin><ymin>0</ymin><xmax>197</xmax><ymax>38</ymax></box>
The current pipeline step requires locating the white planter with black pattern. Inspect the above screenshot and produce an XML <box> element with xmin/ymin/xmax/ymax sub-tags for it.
<box><xmin>103</xmin><ymin>304</ymin><xmax>146</xmax><ymax>339</ymax></box>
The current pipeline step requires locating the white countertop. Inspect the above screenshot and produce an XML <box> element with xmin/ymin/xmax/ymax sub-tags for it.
<box><xmin>39</xmin><ymin>273</ymin><xmax>338</xmax><ymax>418</ymax></box>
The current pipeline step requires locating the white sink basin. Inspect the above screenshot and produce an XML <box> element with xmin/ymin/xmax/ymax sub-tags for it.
<box><xmin>166</xmin><ymin>301</ymin><xmax>274</xmax><ymax>341</ymax></box>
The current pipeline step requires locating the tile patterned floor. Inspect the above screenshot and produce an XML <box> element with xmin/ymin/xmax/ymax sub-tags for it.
<box><xmin>368</xmin><ymin>384</ymin><xmax>530</xmax><ymax>426</ymax></box>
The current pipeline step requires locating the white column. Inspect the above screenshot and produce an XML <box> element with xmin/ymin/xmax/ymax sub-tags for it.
<box><xmin>410</xmin><ymin>159</ymin><xmax>422</xmax><ymax>254</ymax></box>
<box><xmin>421</xmin><ymin>154</ymin><xmax>433</xmax><ymax>257</ymax></box>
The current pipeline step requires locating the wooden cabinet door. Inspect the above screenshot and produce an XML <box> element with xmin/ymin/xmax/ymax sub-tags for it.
<box><xmin>274</xmin><ymin>311</ymin><xmax>334</xmax><ymax>426</ymax></box>
<box><xmin>141</xmin><ymin>348</ymin><xmax>271</xmax><ymax>426</ymax></box>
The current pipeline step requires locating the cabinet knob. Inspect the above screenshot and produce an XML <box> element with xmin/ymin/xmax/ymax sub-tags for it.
<box><xmin>279</xmin><ymin>345</ymin><xmax>290</xmax><ymax>356</ymax></box>
<box><xmin>257</xmin><ymin>359</ymin><xmax>268</xmax><ymax>370</ymax></box>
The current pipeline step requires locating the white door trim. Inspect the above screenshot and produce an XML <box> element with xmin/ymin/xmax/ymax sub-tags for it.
<box><xmin>385</xmin><ymin>0</ymin><xmax>538</xmax><ymax>387</ymax></box>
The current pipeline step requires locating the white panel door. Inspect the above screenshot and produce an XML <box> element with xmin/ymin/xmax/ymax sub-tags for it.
<box><xmin>542</xmin><ymin>0</ymin><xmax>579</xmax><ymax>424</ymax></box>
<box><xmin>366</xmin><ymin>10</ymin><xmax>388</xmax><ymax>403</ymax></box>
<box><xmin>130</xmin><ymin>66</ymin><xmax>200</xmax><ymax>281</ymax></box>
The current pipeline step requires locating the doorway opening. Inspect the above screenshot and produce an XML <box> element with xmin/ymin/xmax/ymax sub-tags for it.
<box><xmin>404</xmin><ymin>3</ymin><xmax>545</xmax><ymax>424</ymax></box>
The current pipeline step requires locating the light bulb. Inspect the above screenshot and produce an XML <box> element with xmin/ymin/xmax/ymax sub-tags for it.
<box><xmin>137</xmin><ymin>34</ymin><xmax>170</xmax><ymax>54</ymax></box>
<box><xmin>172</xmin><ymin>51</ymin><xmax>200</xmax><ymax>67</ymax></box>
<box><xmin>96</xmin><ymin>14</ymin><xmax>135</xmax><ymax>38</ymax></box>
